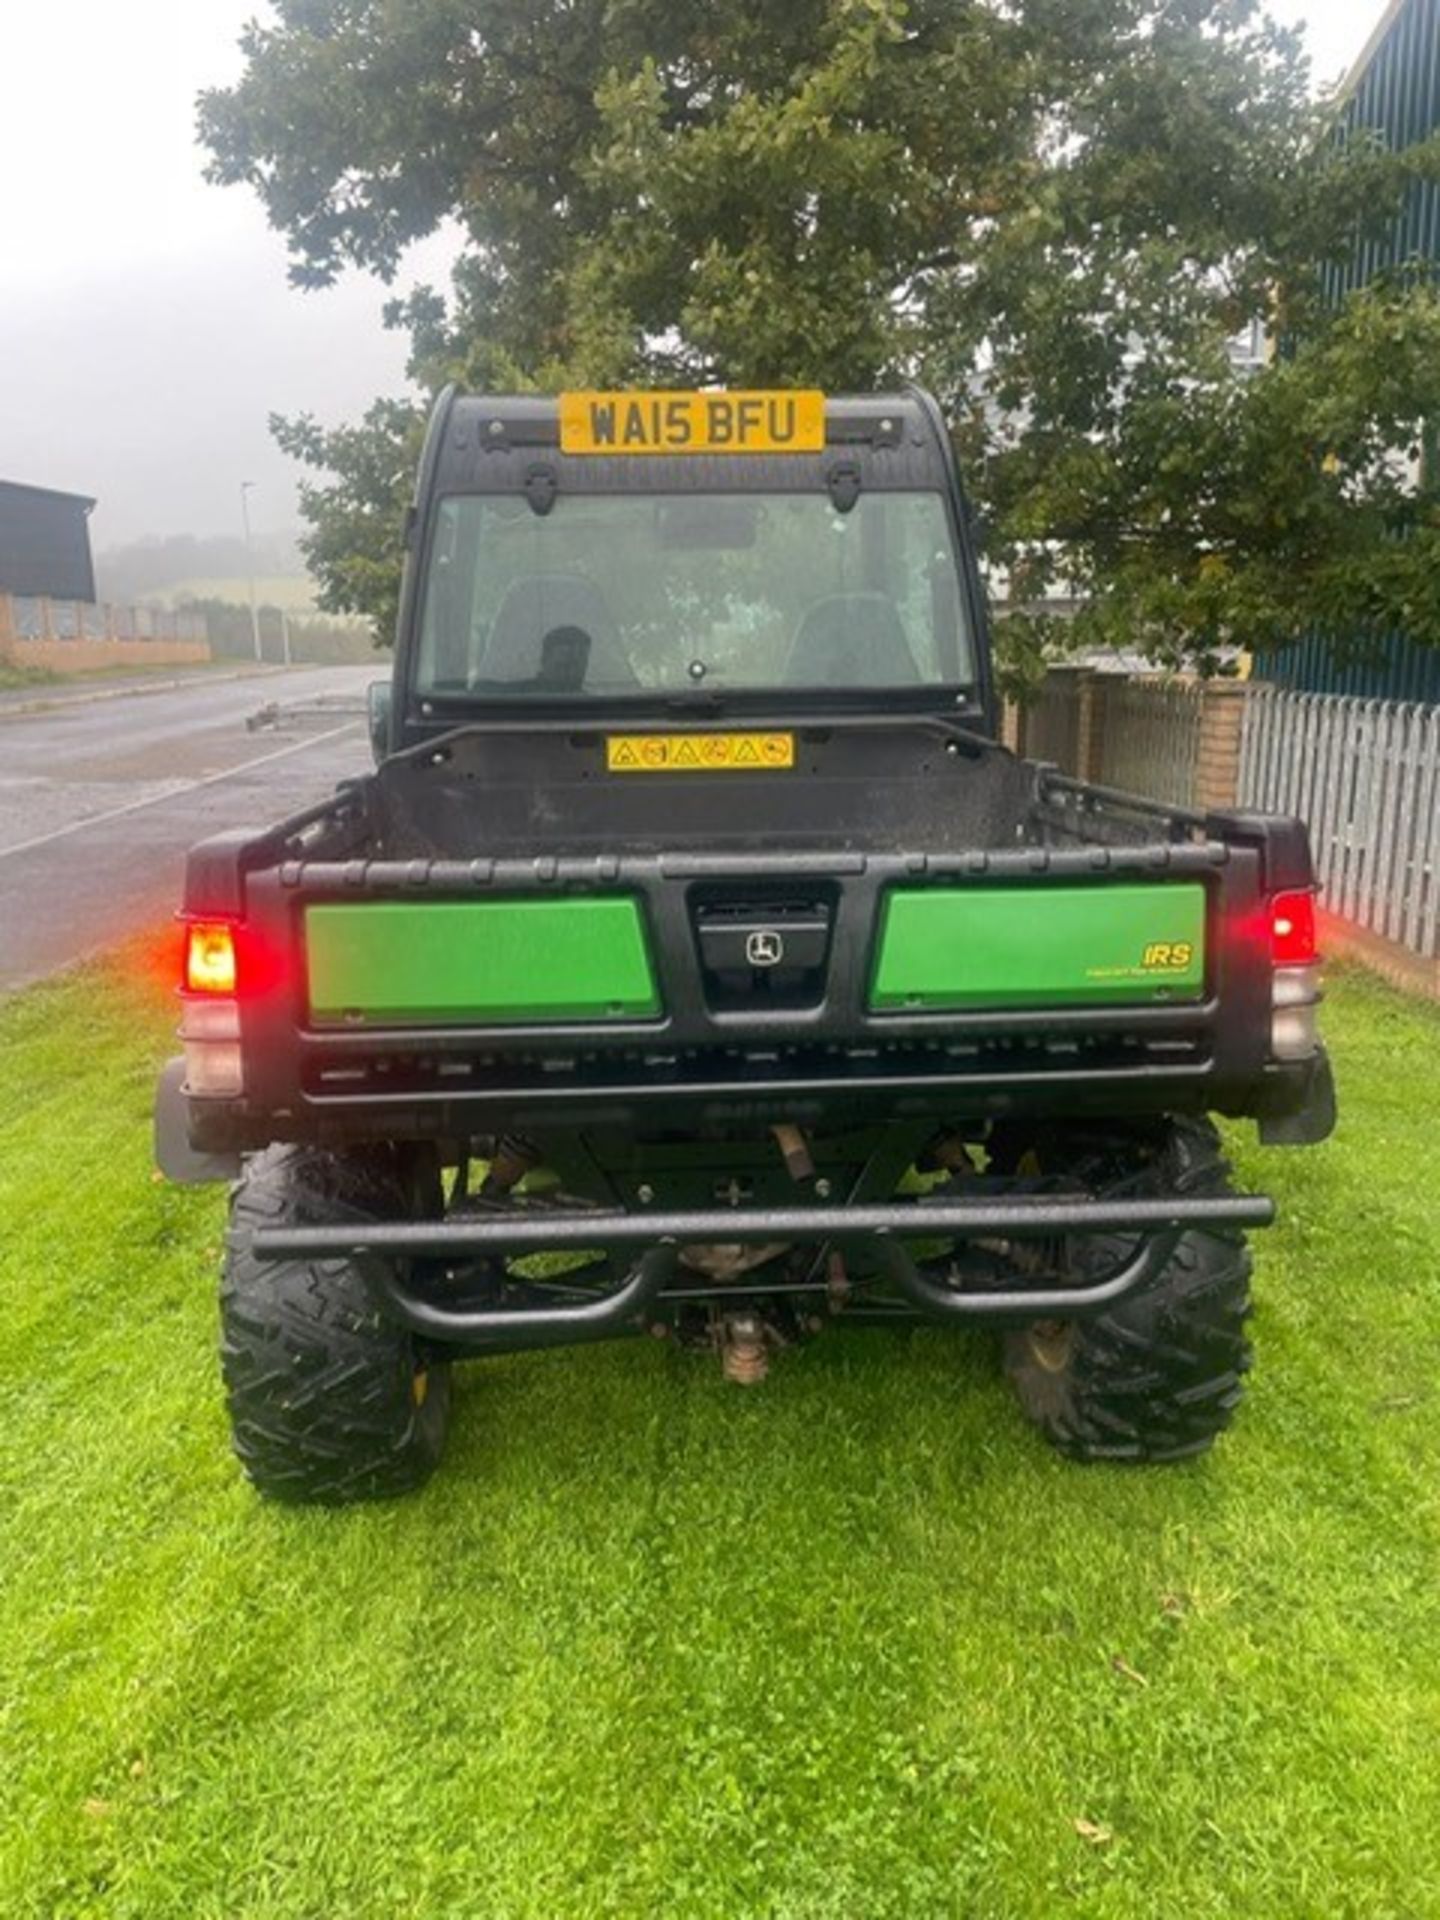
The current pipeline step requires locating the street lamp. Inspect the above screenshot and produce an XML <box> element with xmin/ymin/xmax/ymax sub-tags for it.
<box><xmin>240</xmin><ymin>481</ymin><xmax>262</xmax><ymax>663</ymax></box>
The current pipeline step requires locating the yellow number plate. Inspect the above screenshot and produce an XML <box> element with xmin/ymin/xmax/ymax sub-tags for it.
<box><xmin>560</xmin><ymin>390</ymin><xmax>824</xmax><ymax>455</ymax></box>
<box><xmin>606</xmin><ymin>733</ymin><xmax>796</xmax><ymax>774</ymax></box>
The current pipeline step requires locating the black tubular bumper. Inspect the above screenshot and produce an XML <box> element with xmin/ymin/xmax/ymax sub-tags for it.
<box><xmin>241</xmin><ymin>1191</ymin><xmax>1275</xmax><ymax>1345</ymax></box>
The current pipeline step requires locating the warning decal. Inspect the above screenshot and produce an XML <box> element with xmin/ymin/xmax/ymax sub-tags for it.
<box><xmin>605</xmin><ymin>732</ymin><xmax>795</xmax><ymax>774</ymax></box>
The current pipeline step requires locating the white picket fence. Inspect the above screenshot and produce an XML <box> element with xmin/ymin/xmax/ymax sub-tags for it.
<box><xmin>1239</xmin><ymin>688</ymin><xmax>1440</xmax><ymax>960</ymax></box>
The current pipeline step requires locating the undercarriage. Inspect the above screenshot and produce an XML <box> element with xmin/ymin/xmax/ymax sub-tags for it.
<box><xmin>237</xmin><ymin>1119</ymin><xmax>1272</xmax><ymax>1361</ymax></box>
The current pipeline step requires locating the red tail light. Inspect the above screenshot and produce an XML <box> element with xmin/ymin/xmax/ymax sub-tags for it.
<box><xmin>1269</xmin><ymin>891</ymin><xmax>1318</xmax><ymax>967</ymax></box>
<box><xmin>185</xmin><ymin>921</ymin><xmax>238</xmax><ymax>995</ymax></box>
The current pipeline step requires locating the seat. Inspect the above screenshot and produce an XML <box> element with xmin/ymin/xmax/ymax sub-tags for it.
<box><xmin>783</xmin><ymin>592</ymin><xmax>922</xmax><ymax>688</ymax></box>
<box><xmin>475</xmin><ymin>573</ymin><xmax>638</xmax><ymax>690</ymax></box>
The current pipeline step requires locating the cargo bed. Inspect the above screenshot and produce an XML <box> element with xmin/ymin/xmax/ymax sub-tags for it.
<box><xmin>170</xmin><ymin>719</ymin><xmax>1329</xmax><ymax>1154</ymax></box>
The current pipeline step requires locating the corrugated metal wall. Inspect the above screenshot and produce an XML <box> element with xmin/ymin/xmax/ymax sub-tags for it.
<box><xmin>1285</xmin><ymin>0</ymin><xmax>1440</xmax><ymax>699</ymax></box>
<box><xmin>1323</xmin><ymin>0</ymin><xmax>1440</xmax><ymax>306</ymax></box>
<box><xmin>0</xmin><ymin>484</ymin><xmax>96</xmax><ymax>603</ymax></box>
<box><xmin>1269</xmin><ymin>628</ymin><xmax>1440</xmax><ymax>703</ymax></box>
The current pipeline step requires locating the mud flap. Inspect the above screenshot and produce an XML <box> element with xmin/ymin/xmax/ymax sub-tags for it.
<box><xmin>1259</xmin><ymin>1047</ymin><xmax>1338</xmax><ymax>1147</ymax></box>
<box><xmin>153</xmin><ymin>1057</ymin><xmax>244</xmax><ymax>1184</ymax></box>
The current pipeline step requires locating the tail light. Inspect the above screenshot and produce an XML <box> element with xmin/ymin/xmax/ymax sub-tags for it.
<box><xmin>179</xmin><ymin>917</ymin><xmax>244</xmax><ymax>1096</ymax></box>
<box><xmin>185</xmin><ymin>922</ymin><xmax>238</xmax><ymax>995</ymax></box>
<box><xmin>1267</xmin><ymin>889</ymin><xmax>1321</xmax><ymax>1061</ymax></box>
<box><xmin>1269</xmin><ymin>891</ymin><xmax>1318</xmax><ymax>967</ymax></box>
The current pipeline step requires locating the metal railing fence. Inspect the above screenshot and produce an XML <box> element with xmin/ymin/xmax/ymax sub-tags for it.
<box><xmin>1097</xmin><ymin>680</ymin><xmax>1204</xmax><ymax>811</ymax></box>
<box><xmin>1</xmin><ymin>593</ymin><xmax>208</xmax><ymax>644</ymax></box>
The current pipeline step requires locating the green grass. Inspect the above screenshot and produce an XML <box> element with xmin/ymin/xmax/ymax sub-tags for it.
<box><xmin>0</xmin><ymin>659</ymin><xmax>237</xmax><ymax>698</ymax></box>
<box><xmin>1</xmin><ymin>956</ymin><xmax>1437</xmax><ymax>1918</ymax></box>
<box><xmin>0</xmin><ymin>661</ymin><xmax>62</xmax><ymax>691</ymax></box>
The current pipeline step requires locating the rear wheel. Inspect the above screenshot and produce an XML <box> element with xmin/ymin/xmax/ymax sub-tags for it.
<box><xmin>1000</xmin><ymin>1117</ymin><xmax>1253</xmax><ymax>1463</ymax></box>
<box><xmin>221</xmin><ymin>1144</ymin><xmax>451</xmax><ymax>1504</ymax></box>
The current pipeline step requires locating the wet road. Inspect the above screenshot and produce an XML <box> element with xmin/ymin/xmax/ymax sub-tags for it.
<box><xmin>0</xmin><ymin>664</ymin><xmax>378</xmax><ymax>990</ymax></box>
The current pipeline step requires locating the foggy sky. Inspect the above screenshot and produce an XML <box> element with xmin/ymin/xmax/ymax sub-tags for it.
<box><xmin>0</xmin><ymin>1</ymin><xmax>1381</xmax><ymax>554</ymax></box>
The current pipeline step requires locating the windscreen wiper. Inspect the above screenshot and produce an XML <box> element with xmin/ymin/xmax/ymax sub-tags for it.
<box><xmin>661</xmin><ymin>689</ymin><xmax>728</xmax><ymax>713</ymax></box>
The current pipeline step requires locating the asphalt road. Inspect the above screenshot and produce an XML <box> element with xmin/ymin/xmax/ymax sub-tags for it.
<box><xmin>0</xmin><ymin>664</ymin><xmax>379</xmax><ymax>991</ymax></box>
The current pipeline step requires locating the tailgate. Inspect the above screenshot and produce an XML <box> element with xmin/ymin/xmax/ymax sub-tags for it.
<box><xmin>299</xmin><ymin>875</ymin><xmax>1208</xmax><ymax>1028</ymax></box>
<box><xmin>869</xmin><ymin>882</ymin><xmax>1206</xmax><ymax>1011</ymax></box>
<box><xmin>305</xmin><ymin>897</ymin><xmax>659</xmax><ymax>1026</ymax></box>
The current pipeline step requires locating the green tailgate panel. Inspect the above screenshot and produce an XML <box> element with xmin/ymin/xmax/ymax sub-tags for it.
<box><xmin>305</xmin><ymin>899</ymin><xmax>660</xmax><ymax>1025</ymax></box>
<box><xmin>870</xmin><ymin>884</ymin><xmax>1207</xmax><ymax>1010</ymax></box>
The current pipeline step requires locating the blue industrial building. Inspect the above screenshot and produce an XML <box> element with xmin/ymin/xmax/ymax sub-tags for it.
<box><xmin>0</xmin><ymin>480</ymin><xmax>97</xmax><ymax>604</ymax></box>
<box><xmin>1273</xmin><ymin>0</ymin><xmax>1440</xmax><ymax>702</ymax></box>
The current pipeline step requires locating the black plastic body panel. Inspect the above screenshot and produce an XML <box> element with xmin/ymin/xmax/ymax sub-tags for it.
<box><xmin>177</xmin><ymin>748</ymin><xmax>1327</xmax><ymax>1157</ymax></box>
<box><xmin>154</xmin><ymin>1058</ymin><xmax>243</xmax><ymax>1183</ymax></box>
<box><xmin>168</xmin><ymin>386</ymin><xmax>1334</xmax><ymax>1167</ymax></box>
<box><xmin>371</xmin><ymin>717</ymin><xmax>1036</xmax><ymax>859</ymax></box>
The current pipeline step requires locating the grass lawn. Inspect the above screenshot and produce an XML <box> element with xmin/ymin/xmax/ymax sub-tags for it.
<box><xmin>0</xmin><ymin>661</ymin><xmax>62</xmax><ymax>692</ymax></box>
<box><xmin>1</xmin><ymin>954</ymin><xmax>1437</xmax><ymax>1918</ymax></box>
<box><xmin>0</xmin><ymin>659</ymin><xmax>239</xmax><ymax>699</ymax></box>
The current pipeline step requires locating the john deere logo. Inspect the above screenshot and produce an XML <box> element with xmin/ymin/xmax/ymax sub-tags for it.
<box><xmin>746</xmin><ymin>929</ymin><xmax>785</xmax><ymax>968</ymax></box>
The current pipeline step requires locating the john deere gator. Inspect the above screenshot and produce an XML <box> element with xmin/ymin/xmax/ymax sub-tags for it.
<box><xmin>154</xmin><ymin>386</ymin><xmax>1336</xmax><ymax>1502</ymax></box>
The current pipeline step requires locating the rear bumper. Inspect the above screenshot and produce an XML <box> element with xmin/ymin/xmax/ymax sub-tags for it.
<box><xmin>237</xmin><ymin>1189</ymin><xmax>1275</xmax><ymax>1347</ymax></box>
<box><xmin>168</xmin><ymin>1046</ymin><xmax>1335</xmax><ymax>1172</ymax></box>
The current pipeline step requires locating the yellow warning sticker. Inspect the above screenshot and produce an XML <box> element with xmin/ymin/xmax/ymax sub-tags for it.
<box><xmin>605</xmin><ymin>733</ymin><xmax>795</xmax><ymax>774</ymax></box>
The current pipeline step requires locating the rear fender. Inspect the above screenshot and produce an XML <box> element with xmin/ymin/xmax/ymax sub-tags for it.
<box><xmin>153</xmin><ymin>1058</ymin><xmax>243</xmax><ymax>1184</ymax></box>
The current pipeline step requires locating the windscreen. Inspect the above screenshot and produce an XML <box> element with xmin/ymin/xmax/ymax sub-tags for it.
<box><xmin>414</xmin><ymin>491</ymin><xmax>974</xmax><ymax>699</ymax></box>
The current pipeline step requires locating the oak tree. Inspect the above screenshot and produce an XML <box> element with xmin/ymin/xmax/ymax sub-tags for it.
<box><xmin>202</xmin><ymin>0</ymin><xmax>1440</xmax><ymax>673</ymax></box>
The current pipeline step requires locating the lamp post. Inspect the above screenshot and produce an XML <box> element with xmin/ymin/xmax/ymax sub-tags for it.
<box><xmin>240</xmin><ymin>481</ymin><xmax>262</xmax><ymax>663</ymax></box>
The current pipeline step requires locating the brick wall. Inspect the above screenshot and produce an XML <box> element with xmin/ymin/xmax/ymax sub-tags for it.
<box><xmin>0</xmin><ymin>635</ymin><xmax>211</xmax><ymax>673</ymax></box>
<box><xmin>1190</xmin><ymin>680</ymin><xmax>1248</xmax><ymax>813</ymax></box>
<box><xmin>0</xmin><ymin>592</ymin><xmax>210</xmax><ymax>673</ymax></box>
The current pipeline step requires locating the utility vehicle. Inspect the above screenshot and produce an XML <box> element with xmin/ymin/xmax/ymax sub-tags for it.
<box><xmin>155</xmin><ymin>386</ymin><xmax>1335</xmax><ymax>1502</ymax></box>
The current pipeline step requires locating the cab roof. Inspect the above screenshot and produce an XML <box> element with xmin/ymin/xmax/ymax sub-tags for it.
<box><xmin>426</xmin><ymin>388</ymin><xmax>956</xmax><ymax>498</ymax></box>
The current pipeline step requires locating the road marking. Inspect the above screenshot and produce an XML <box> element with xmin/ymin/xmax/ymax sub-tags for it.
<box><xmin>0</xmin><ymin>721</ymin><xmax>362</xmax><ymax>862</ymax></box>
